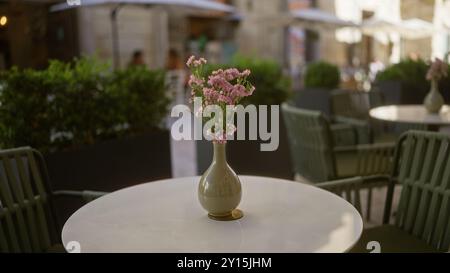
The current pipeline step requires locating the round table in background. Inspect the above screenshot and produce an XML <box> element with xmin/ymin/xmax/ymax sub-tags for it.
<box><xmin>62</xmin><ymin>176</ymin><xmax>363</xmax><ymax>253</ymax></box>
<box><xmin>369</xmin><ymin>105</ymin><xmax>450</xmax><ymax>131</ymax></box>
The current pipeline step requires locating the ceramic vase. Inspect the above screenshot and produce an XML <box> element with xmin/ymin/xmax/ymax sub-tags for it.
<box><xmin>198</xmin><ymin>142</ymin><xmax>242</xmax><ymax>220</ymax></box>
<box><xmin>424</xmin><ymin>80</ymin><xmax>444</xmax><ymax>114</ymax></box>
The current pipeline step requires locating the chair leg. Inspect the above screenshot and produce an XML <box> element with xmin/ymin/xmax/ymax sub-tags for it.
<box><xmin>366</xmin><ymin>188</ymin><xmax>373</xmax><ymax>222</ymax></box>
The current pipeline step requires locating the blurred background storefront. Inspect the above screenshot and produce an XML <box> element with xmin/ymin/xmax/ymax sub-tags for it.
<box><xmin>0</xmin><ymin>0</ymin><xmax>449</xmax><ymax>72</ymax></box>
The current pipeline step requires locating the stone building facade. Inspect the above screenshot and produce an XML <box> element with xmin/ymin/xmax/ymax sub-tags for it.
<box><xmin>400</xmin><ymin>0</ymin><xmax>435</xmax><ymax>60</ymax></box>
<box><xmin>315</xmin><ymin>0</ymin><xmax>347</xmax><ymax>66</ymax></box>
<box><xmin>77</xmin><ymin>6</ymin><xmax>168</xmax><ymax>69</ymax></box>
<box><xmin>246</xmin><ymin>0</ymin><xmax>450</xmax><ymax>65</ymax></box>
<box><xmin>1</xmin><ymin>0</ymin><xmax>449</xmax><ymax>70</ymax></box>
<box><xmin>233</xmin><ymin>0</ymin><xmax>288</xmax><ymax>63</ymax></box>
<box><xmin>76</xmin><ymin>3</ymin><xmax>237</xmax><ymax>69</ymax></box>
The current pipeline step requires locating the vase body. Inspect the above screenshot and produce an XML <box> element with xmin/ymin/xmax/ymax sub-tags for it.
<box><xmin>198</xmin><ymin>142</ymin><xmax>242</xmax><ymax>218</ymax></box>
<box><xmin>424</xmin><ymin>80</ymin><xmax>444</xmax><ymax>113</ymax></box>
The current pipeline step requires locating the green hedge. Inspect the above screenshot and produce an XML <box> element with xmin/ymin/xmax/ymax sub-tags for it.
<box><xmin>376</xmin><ymin>58</ymin><xmax>430</xmax><ymax>92</ymax></box>
<box><xmin>376</xmin><ymin>58</ymin><xmax>450</xmax><ymax>95</ymax></box>
<box><xmin>0</xmin><ymin>57</ymin><xmax>169</xmax><ymax>152</ymax></box>
<box><xmin>304</xmin><ymin>61</ymin><xmax>340</xmax><ymax>89</ymax></box>
<box><xmin>203</xmin><ymin>55</ymin><xmax>292</xmax><ymax>105</ymax></box>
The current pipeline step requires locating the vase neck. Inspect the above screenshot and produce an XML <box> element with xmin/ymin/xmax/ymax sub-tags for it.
<box><xmin>431</xmin><ymin>79</ymin><xmax>439</xmax><ymax>91</ymax></box>
<box><xmin>213</xmin><ymin>142</ymin><xmax>227</xmax><ymax>164</ymax></box>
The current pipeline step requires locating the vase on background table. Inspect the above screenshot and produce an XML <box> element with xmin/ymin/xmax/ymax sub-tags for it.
<box><xmin>198</xmin><ymin>142</ymin><xmax>243</xmax><ymax>221</ymax></box>
<box><xmin>424</xmin><ymin>80</ymin><xmax>444</xmax><ymax>114</ymax></box>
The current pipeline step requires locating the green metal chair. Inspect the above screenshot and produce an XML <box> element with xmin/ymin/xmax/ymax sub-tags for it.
<box><xmin>330</xmin><ymin>89</ymin><xmax>384</xmax><ymax>144</ymax></box>
<box><xmin>282</xmin><ymin>103</ymin><xmax>395</xmax><ymax>183</ymax></box>
<box><xmin>318</xmin><ymin>131</ymin><xmax>450</xmax><ymax>252</ymax></box>
<box><xmin>0</xmin><ymin>147</ymin><xmax>106</xmax><ymax>253</ymax></box>
<box><xmin>282</xmin><ymin>103</ymin><xmax>395</xmax><ymax>222</ymax></box>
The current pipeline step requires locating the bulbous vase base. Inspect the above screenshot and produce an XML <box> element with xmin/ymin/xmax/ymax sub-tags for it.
<box><xmin>424</xmin><ymin>80</ymin><xmax>445</xmax><ymax>114</ymax></box>
<box><xmin>208</xmin><ymin>209</ymin><xmax>244</xmax><ymax>221</ymax></box>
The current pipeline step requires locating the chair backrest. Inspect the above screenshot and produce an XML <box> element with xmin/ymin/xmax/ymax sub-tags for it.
<box><xmin>331</xmin><ymin>89</ymin><xmax>384</xmax><ymax>120</ymax></box>
<box><xmin>0</xmin><ymin>147</ymin><xmax>57</xmax><ymax>252</ymax></box>
<box><xmin>281</xmin><ymin>103</ymin><xmax>337</xmax><ymax>182</ymax></box>
<box><xmin>386</xmin><ymin>131</ymin><xmax>450</xmax><ymax>251</ymax></box>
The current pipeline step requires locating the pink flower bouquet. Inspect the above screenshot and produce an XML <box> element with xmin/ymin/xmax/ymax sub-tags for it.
<box><xmin>427</xmin><ymin>58</ymin><xmax>448</xmax><ymax>81</ymax></box>
<box><xmin>186</xmin><ymin>56</ymin><xmax>255</xmax><ymax>143</ymax></box>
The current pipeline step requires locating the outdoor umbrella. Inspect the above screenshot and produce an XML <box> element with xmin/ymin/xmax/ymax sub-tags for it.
<box><xmin>360</xmin><ymin>17</ymin><xmax>440</xmax><ymax>40</ymax></box>
<box><xmin>360</xmin><ymin>17</ymin><xmax>400</xmax><ymax>35</ymax></box>
<box><xmin>260</xmin><ymin>8</ymin><xmax>356</xmax><ymax>31</ymax></box>
<box><xmin>49</xmin><ymin>0</ymin><xmax>235</xmax><ymax>68</ymax></box>
<box><xmin>397</xmin><ymin>18</ymin><xmax>437</xmax><ymax>40</ymax></box>
<box><xmin>290</xmin><ymin>8</ymin><xmax>356</xmax><ymax>29</ymax></box>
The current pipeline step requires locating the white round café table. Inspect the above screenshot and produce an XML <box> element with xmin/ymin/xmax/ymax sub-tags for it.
<box><xmin>61</xmin><ymin>176</ymin><xmax>363</xmax><ymax>253</ymax></box>
<box><xmin>369</xmin><ymin>105</ymin><xmax>450</xmax><ymax>130</ymax></box>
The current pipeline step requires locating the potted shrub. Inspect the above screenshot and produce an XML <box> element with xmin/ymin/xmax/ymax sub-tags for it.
<box><xmin>295</xmin><ymin>61</ymin><xmax>340</xmax><ymax>116</ymax></box>
<box><xmin>0</xmin><ymin>67</ymin><xmax>54</xmax><ymax>152</ymax></box>
<box><xmin>0</xmin><ymin>57</ymin><xmax>172</xmax><ymax>194</ymax></box>
<box><xmin>374</xmin><ymin>58</ymin><xmax>430</xmax><ymax>104</ymax></box>
<box><xmin>195</xmin><ymin>55</ymin><xmax>294</xmax><ymax>179</ymax></box>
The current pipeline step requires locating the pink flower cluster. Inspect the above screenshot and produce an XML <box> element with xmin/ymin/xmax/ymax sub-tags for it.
<box><xmin>427</xmin><ymin>58</ymin><xmax>448</xmax><ymax>81</ymax></box>
<box><xmin>188</xmin><ymin>74</ymin><xmax>204</xmax><ymax>87</ymax></box>
<box><xmin>186</xmin><ymin>56</ymin><xmax>255</xmax><ymax>106</ymax></box>
<box><xmin>204</xmin><ymin>69</ymin><xmax>255</xmax><ymax>105</ymax></box>
<box><xmin>186</xmin><ymin>55</ymin><xmax>256</xmax><ymax>143</ymax></box>
<box><xmin>186</xmin><ymin>56</ymin><xmax>207</xmax><ymax>68</ymax></box>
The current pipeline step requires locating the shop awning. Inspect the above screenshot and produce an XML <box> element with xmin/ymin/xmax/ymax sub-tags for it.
<box><xmin>50</xmin><ymin>0</ymin><xmax>235</xmax><ymax>13</ymax></box>
<box><xmin>361</xmin><ymin>17</ymin><xmax>439</xmax><ymax>40</ymax></box>
<box><xmin>291</xmin><ymin>8</ymin><xmax>356</xmax><ymax>28</ymax></box>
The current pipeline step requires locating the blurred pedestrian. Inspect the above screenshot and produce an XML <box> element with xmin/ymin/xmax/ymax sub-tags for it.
<box><xmin>166</xmin><ymin>48</ymin><xmax>183</xmax><ymax>70</ymax></box>
<box><xmin>128</xmin><ymin>50</ymin><xmax>145</xmax><ymax>68</ymax></box>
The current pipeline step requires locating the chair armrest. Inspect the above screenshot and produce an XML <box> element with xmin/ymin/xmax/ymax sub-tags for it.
<box><xmin>52</xmin><ymin>190</ymin><xmax>108</xmax><ymax>203</ymax></box>
<box><xmin>330</xmin><ymin>123</ymin><xmax>358</xmax><ymax>146</ymax></box>
<box><xmin>317</xmin><ymin>175</ymin><xmax>391</xmax><ymax>220</ymax></box>
<box><xmin>334</xmin><ymin>143</ymin><xmax>395</xmax><ymax>176</ymax></box>
<box><xmin>334</xmin><ymin>142</ymin><xmax>395</xmax><ymax>153</ymax></box>
<box><xmin>317</xmin><ymin>175</ymin><xmax>390</xmax><ymax>191</ymax></box>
